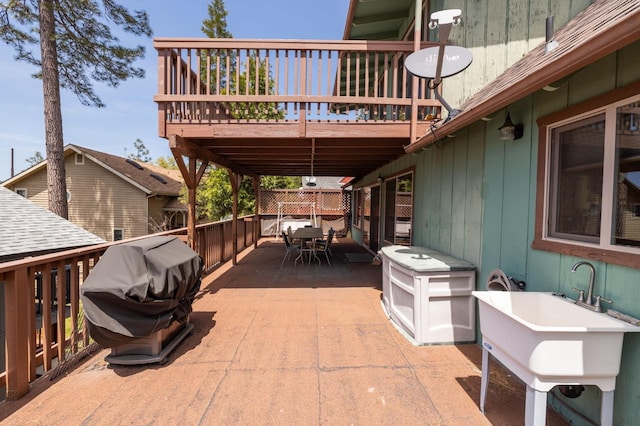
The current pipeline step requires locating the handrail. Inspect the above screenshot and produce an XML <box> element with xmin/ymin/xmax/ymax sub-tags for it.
<box><xmin>155</xmin><ymin>38</ymin><xmax>441</xmax><ymax>134</ymax></box>
<box><xmin>0</xmin><ymin>216</ymin><xmax>257</xmax><ymax>400</ymax></box>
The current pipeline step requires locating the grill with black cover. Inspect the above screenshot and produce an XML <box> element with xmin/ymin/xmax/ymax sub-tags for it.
<box><xmin>81</xmin><ymin>236</ymin><xmax>202</xmax><ymax>364</ymax></box>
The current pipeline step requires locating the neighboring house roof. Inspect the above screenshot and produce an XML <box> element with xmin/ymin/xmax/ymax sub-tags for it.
<box><xmin>163</xmin><ymin>197</ymin><xmax>187</xmax><ymax>211</ymax></box>
<box><xmin>0</xmin><ymin>186</ymin><xmax>105</xmax><ymax>262</ymax></box>
<box><xmin>407</xmin><ymin>0</ymin><xmax>640</xmax><ymax>151</ymax></box>
<box><xmin>3</xmin><ymin>144</ymin><xmax>183</xmax><ymax>197</ymax></box>
<box><xmin>70</xmin><ymin>145</ymin><xmax>183</xmax><ymax>196</ymax></box>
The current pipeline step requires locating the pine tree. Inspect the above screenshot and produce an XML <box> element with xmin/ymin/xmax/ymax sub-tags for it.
<box><xmin>1</xmin><ymin>0</ymin><xmax>152</xmax><ymax>218</ymax></box>
<box><xmin>191</xmin><ymin>0</ymin><xmax>294</xmax><ymax>223</ymax></box>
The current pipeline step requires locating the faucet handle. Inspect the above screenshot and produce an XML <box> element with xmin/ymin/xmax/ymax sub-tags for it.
<box><xmin>571</xmin><ymin>287</ymin><xmax>585</xmax><ymax>302</ymax></box>
<box><xmin>594</xmin><ymin>295</ymin><xmax>613</xmax><ymax>312</ymax></box>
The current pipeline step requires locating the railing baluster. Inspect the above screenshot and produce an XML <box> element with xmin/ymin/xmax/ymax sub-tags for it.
<box><xmin>293</xmin><ymin>50</ymin><xmax>298</xmax><ymax>115</ymax></box>
<box><xmin>284</xmin><ymin>50</ymin><xmax>289</xmax><ymax>116</ymax></box>
<box><xmin>55</xmin><ymin>260</ymin><xmax>66</xmax><ymax>363</ymax></box>
<box><xmin>326</xmin><ymin>50</ymin><xmax>332</xmax><ymax>116</ymax></box>
<box><xmin>355</xmin><ymin>51</ymin><xmax>360</xmax><ymax>98</ymax></box>
<box><xmin>274</xmin><ymin>49</ymin><xmax>280</xmax><ymax>114</ymax></box>
<box><xmin>317</xmin><ymin>50</ymin><xmax>322</xmax><ymax>115</ymax></box>
<box><xmin>42</xmin><ymin>264</ymin><xmax>53</xmax><ymax>371</ymax></box>
<box><xmin>346</xmin><ymin>53</ymin><xmax>351</xmax><ymax>102</ymax></box>
<box><xmin>82</xmin><ymin>256</ymin><xmax>91</xmax><ymax>346</ymax></box>
<box><xmin>70</xmin><ymin>258</ymin><xmax>80</xmax><ymax>354</ymax></box>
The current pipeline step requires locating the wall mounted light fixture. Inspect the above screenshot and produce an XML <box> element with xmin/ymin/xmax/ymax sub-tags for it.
<box><xmin>498</xmin><ymin>113</ymin><xmax>524</xmax><ymax>141</ymax></box>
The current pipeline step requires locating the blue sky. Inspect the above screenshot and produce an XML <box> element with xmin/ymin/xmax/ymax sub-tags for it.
<box><xmin>0</xmin><ymin>0</ymin><xmax>350</xmax><ymax>181</ymax></box>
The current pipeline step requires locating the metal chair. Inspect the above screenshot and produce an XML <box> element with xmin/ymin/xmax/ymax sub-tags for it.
<box><xmin>281</xmin><ymin>231</ymin><xmax>301</xmax><ymax>266</ymax></box>
<box><xmin>314</xmin><ymin>227</ymin><xmax>335</xmax><ymax>265</ymax></box>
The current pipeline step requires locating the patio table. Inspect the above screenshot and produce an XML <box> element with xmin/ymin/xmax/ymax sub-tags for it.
<box><xmin>292</xmin><ymin>227</ymin><xmax>323</xmax><ymax>265</ymax></box>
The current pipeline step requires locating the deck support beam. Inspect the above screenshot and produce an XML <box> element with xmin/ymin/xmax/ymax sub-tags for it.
<box><xmin>170</xmin><ymin>134</ymin><xmax>208</xmax><ymax>248</ymax></box>
<box><xmin>228</xmin><ymin>171</ymin><xmax>242</xmax><ymax>265</ymax></box>
<box><xmin>252</xmin><ymin>177</ymin><xmax>261</xmax><ymax>249</ymax></box>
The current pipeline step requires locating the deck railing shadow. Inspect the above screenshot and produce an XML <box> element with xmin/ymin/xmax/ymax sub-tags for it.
<box><xmin>0</xmin><ymin>216</ymin><xmax>257</xmax><ymax>401</ymax></box>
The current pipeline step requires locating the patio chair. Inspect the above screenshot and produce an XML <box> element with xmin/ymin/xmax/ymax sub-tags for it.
<box><xmin>281</xmin><ymin>231</ymin><xmax>301</xmax><ymax>266</ymax></box>
<box><xmin>314</xmin><ymin>227</ymin><xmax>335</xmax><ymax>265</ymax></box>
<box><xmin>287</xmin><ymin>226</ymin><xmax>300</xmax><ymax>245</ymax></box>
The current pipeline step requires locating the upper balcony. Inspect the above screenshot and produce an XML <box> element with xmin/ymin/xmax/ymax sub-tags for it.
<box><xmin>154</xmin><ymin>39</ymin><xmax>442</xmax><ymax>177</ymax></box>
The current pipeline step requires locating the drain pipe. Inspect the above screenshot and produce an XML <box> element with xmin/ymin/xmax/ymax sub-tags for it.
<box><xmin>545</xmin><ymin>16</ymin><xmax>559</xmax><ymax>53</ymax></box>
<box><xmin>550</xmin><ymin>387</ymin><xmax>595</xmax><ymax>425</ymax></box>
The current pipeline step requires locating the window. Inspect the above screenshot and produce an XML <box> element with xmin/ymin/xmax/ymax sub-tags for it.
<box><xmin>113</xmin><ymin>229</ymin><xmax>124</xmax><ymax>241</ymax></box>
<box><xmin>384</xmin><ymin>172</ymin><xmax>413</xmax><ymax>245</ymax></box>
<box><xmin>15</xmin><ymin>188</ymin><xmax>27</xmax><ymax>198</ymax></box>
<box><xmin>75</xmin><ymin>153</ymin><xmax>84</xmax><ymax>165</ymax></box>
<box><xmin>352</xmin><ymin>189</ymin><xmax>361</xmax><ymax>227</ymax></box>
<box><xmin>534</xmin><ymin>82</ymin><xmax>640</xmax><ymax>268</ymax></box>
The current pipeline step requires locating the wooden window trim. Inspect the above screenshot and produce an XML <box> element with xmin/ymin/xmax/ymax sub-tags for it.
<box><xmin>383</xmin><ymin>169</ymin><xmax>414</xmax><ymax>246</ymax></box>
<box><xmin>533</xmin><ymin>80</ymin><xmax>640</xmax><ymax>269</ymax></box>
<box><xmin>113</xmin><ymin>228</ymin><xmax>124</xmax><ymax>241</ymax></box>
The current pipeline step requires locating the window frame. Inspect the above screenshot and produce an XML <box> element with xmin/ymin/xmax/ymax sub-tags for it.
<box><xmin>533</xmin><ymin>80</ymin><xmax>640</xmax><ymax>269</ymax></box>
<box><xmin>113</xmin><ymin>228</ymin><xmax>124</xmax><ymax>241</ymax></box>
<box><xmin>352</xmin><ymin>188</ymin><xmax>362</xmax><ymax>228</ymax></box>
<box><xmin>383</xmin><ymin>170</ymin><xmax>414</xmax><ymax>246</ymax></box>
<box><xmin>15</xmin><ymin>188</ymin><xmax>27</xmax><ymax>198</ymax></box>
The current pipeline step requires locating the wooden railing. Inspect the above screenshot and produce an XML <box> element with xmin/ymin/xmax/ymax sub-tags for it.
<box><xmin>154</xmin><ymin>38</ymin><xmax>441</xmax><ymax>132</ymax></box>
<box><xmin>0</xmin><ymin>216</ymin><xmax>257</xmax><ymax>400</ymax></box>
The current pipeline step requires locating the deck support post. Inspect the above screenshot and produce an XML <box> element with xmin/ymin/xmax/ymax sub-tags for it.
<box><xmin>4</xmin><ymin>268</ymin><xmax>30</xmax><ymax>400</ymax></box>
<box><xmin>410</xmin><ymin>0</ymin><xmax>423</xmax><ymax>143</ymax></box>
<box><xmin>252</xmin><ymin>177</ymin><xmax>261</xmax><ymax>248</ymax></box>
<box><xmin>228</xmin><ymin>170</ymin><xmax>241</xmax><ymax>265</ymax></box>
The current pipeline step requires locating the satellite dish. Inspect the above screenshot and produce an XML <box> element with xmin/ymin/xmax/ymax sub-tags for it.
<box><xmin>404</xmin><ymin>46</ymin><xmax>473</xmax><ymax>79</ymax></box>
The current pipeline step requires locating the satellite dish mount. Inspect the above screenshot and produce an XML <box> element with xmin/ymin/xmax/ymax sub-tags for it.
<box><xmin>404</xmin><ymin>9</ymin><xmax>471</xmax><ymax>122</ymax></box>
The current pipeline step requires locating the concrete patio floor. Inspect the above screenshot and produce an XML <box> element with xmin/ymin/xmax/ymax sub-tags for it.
<box><xmin>0</xmin><ymin>237</ymin><xmax>569</xmax><ymax>425</ymax></box>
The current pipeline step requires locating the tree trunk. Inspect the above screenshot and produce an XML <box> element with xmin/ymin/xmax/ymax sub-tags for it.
<box><xmin>39</xmin><ymin>0</ymin><xmax>68</xmax><ymax>219</ymax></box>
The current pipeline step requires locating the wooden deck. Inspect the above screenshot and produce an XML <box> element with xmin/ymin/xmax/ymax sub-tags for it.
<box><xmin>0</xmin><ymin>238</ymin><xmax>569</xmax><ymax>425</ymax></box>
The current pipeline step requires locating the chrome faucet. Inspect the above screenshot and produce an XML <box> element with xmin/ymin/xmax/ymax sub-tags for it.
<box><xmin>570</xmin><ymin>261</ymin><xmax>612</xmax><ymax>312</ymax></box>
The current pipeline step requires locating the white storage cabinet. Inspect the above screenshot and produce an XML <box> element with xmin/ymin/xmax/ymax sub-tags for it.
<box><xmin>381</xmin><ymin>245</ymin><xmax>476</xmax><ymax>345</ymax></box>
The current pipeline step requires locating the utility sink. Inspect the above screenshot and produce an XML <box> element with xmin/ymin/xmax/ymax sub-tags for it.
<box><xmin>473</xmin><ymin>291</ymin><xmax>640</xmax><ymax>426</ymax></box>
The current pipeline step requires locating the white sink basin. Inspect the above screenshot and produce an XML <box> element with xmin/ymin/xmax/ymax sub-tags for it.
<box><xmin>473</xmin><ymin>291</ymin><xmax>640</xmax><ymax>391</ymax></box>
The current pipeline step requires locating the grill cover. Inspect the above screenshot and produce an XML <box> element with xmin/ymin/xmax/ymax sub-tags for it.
<box><xmin>81</xmin><ymin>236</ymin><xmax>202</xmax><ymax>347</ymax></box>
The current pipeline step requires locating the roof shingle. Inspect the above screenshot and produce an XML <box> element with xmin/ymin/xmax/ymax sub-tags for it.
<box><xmin>0</xmin><ymin>187</ymin><xmax>105</xmax><ymax>262</ymax></box>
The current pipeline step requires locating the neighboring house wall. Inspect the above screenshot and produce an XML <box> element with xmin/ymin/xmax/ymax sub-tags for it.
<box><xmin>148</xmin><ymin>195</ymin><xmax>169</xmax><ymax>232</ymax></box>
<box><xmin>7</xmin><ymin>156</ymin><xmax>149</xmax><ymax>241</ymax></box>
<box><xmin>433</xmin><ymin>0</ymin><xmax>595</xmax><ymax>110</ymax></box>
<box><xmin>66</xmin><ymin>157</ymin><xmax>147</xmax><ymax>241</ymax></box>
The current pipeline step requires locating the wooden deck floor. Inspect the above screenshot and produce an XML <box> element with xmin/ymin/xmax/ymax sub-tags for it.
<box><xmin>0</xmin><ymin>238</ymin><xmax>569</xmax><ymax>425</ymax></box>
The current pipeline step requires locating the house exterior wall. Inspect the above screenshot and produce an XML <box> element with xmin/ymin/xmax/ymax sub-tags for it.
<box><xmin>431</xmin><ymin>0</ymin><xmax>595</xmax><ymax>110</ymax></box>
<box><xmin>366</xmin><ymin>40</ymin><xmax>640</xmax><ymax>425</ymax></box>
<box><xmin>7</xmin><ymin>156</ymin><xmax>149</xmax><ymax>241</ymax></box>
